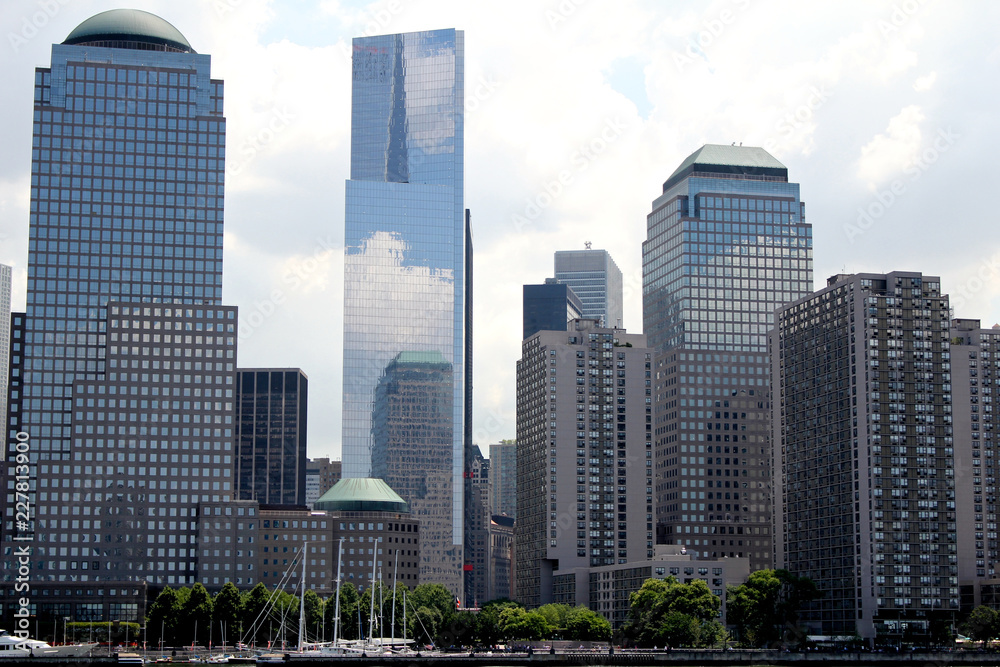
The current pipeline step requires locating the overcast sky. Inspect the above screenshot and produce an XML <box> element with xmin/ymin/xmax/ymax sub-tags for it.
<box><xmin>1</xmin><ymin>0</ymin><xmax>998</xmax><ymax>460</ymax></box>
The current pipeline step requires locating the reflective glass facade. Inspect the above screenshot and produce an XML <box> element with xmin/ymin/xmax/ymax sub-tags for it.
<box><xmin>644</xmin><ymin>145</ymin><xmax>813</xmax><ymax>571</ymax></box>
<box><xmin>342</xmin><ymin>29</ymin><xmax>466</xmax><ymax>595</ymax></box>
<box><xmin>554</xmin><ymin>249</ymin><xmax>623</xmax><ymax>329</ymax></box>
<box><xmin>2</xmin><ymin>24</ymin><xmax>233</xmax><ymax>596</ymax></box>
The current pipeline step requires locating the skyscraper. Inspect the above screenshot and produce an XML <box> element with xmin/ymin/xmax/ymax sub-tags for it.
<box><xmin>1</xmin><ymin>8</ymin><xmax>231</xmax><ymax>619</ymax></box>
<box><xmin>489</xmin><ymin>440</ymin><xmax>517</xmax><ymax>518</ymax></box>
<box><xmin>515</xmin><ymin>319</ymin><xmax>652</xmax><ymax>607</ymax></box>
<box><xmin>642</xmin><ymin>144</ymin><xmax>813</xmax><ymax>570</ymax></box>
<box><xmin>771</xmin><ymin>272</ymin><xmax>955</xmax><ymax>640</ymax></box>
<box><xmin>522</xmin><ymin>280</ymin><xmax>583</xmax><ymax>340</ymax></box>
<box><xmin>554</xmin><ymin>249</ymin><xmax>623</xmax><ymax>328</ymax></box>
<box><xmin>341</xmin><ymin>29</ymin><xmax>467</xmax><ymax>597</ymax></box>
<box><xmin>235</xmin><ymin>369</ymin><xmax>308</xmax><ymax>506</ymax></box>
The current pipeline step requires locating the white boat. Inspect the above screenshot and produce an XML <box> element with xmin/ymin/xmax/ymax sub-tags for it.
<box><xmin>0</xmin><ymin>629</ymin><xmax>99</xmax><ymax>658</ymax></box>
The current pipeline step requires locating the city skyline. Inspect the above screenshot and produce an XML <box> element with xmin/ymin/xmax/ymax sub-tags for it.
<box><xmin>1</xmin><ymin>1</ymin><xmax>998</xmax><ymax>459</ymax></box>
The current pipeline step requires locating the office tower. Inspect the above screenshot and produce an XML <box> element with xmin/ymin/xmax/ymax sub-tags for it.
<box><xmin>554</xmin><ymin>249</ymin><xmax>623</xmax><ymax>328</ymax></box>
<box><xmin>771</xmin><ymin>272</ymin><xmax>955</xmax><ymax>640</ymax></box>
<box><xmin>305</xmin><ymin>457</ymin><xmax>343</xmax><ymax>508</ymax></box>
<box><xmin>950</xmin><ymin>319</ymin><xmax>1000</xmax><ymax>596</ymax></box>
<box><xmin>0</xmin><ymin>265</ymin><xmax>10</xmax><ymax>446</ymax></box>
<box><xmin>522</xmin><ymin>280</ymin><xmax>583</xmax><ymax>340</ymax></box>
<box><xmin>463</xmin><ymin>446</ymin><xmax>490</xmax><ymax>607</ymax></box>
<box><xmin>370</xmin><ymin>351</ymin><xmax>460</xmax><ymax>595</ymax></box>
<box><xmin>489</xmin><ymin>440</ymin><xmax>517</xmax><ymax>518</ymax></box>
<box><xmin>515</xmin><ymin>319</ymin><xmax>652</xmax><ymax>607</ymax></box>
<box><xmin>342</xmin><ymin>28</ymin><xmax>467</xmax><ymax>597</ymax></box>
<box><xmin>643</xmin><ymin>144</ymin><xmax>813</xmax><ymax>569</ymax></box>
<box><xmin>234</xmin><ymin>369</ymin><xmax>308</xmax><ymax>506</ymax></box>
<box><xmin>0</xmin><ymin>8</ymin><xmax>230</xmax><ymax>618</ymax></box>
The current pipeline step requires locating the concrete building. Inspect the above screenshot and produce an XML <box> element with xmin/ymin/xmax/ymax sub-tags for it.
<box><xmin>235</xmin><ymin>369</ymin><xmax>308</xmax><ymax>506</ymax></box>
<box><xmin>949</xmin><ymin>319</ymin><xmax>1000</xmax><ymax>611</ymax></box>
<box><xmin>341</xmin><ymin>28</ymin><xmax>468</xmax><ymax>599</ymax></box>
<box><xmin>771</xmin><ymin>272</ymin><xmax>956</xmax><ymax>640</ymax></box>
<box><xmin>515</xmin><ymin>319</ymin><xmax>652</xmax><ymax>607</ymax></box>
<box><xmin>489</xmin><ymin>441</ymin><xmax>517</xmax><ymax>519</ymax></box>
<box><xmin>554</xmin><ymin>249</ymin><xmax>623</xmax><ymax>329</ymax></box>
<box><xmin>523</xmin><ymin>280</ymin><xmax>584</xmax><ymax>340</ymax></box>
<box><xmin>643</xmin><ymin>144</ymin><xmax>813</xmax><ymax>570</ymax></box>
<box><xmin>552</xmin><ymin>545</ymin><xmax>749</xmax><ymax>629</ymax></box>
<box><xmin>306</xmin><ymin>458</ymin><xmax>343</xmax><ymax>508</ymax></box>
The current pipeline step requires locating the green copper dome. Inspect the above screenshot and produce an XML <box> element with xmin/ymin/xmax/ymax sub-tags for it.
<box><xmin>315</xmin><ymin>478</ymin><xmax>410</xmax><ymax>513</ymax></box>
<box><xmin>63</xmin><ymin>9</ymin><xmax>194</xmax><ymax>53</ymax></box>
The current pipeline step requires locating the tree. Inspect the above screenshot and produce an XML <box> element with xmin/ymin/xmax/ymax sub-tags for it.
<box><xmin>565</xmin><ymin>606</ymin><xmax>611</xmax><ymax>642</ymax></box>
<box><xmin>147</xmin><ymin>587</ymin><xmax>180</xmax><ymax>647</ymax></box>
<box><xmin>498</xmin><ymin>607</ymin><xmax>550</xmax><ymax>641</ymax></box>
<box><xmin>475</xmin><ymin>599</ymin><xmax>521</xmax><ymax>645</ymax></box>
<box><xmin>241</xmin><ymin>583</ymin><xmax>273</xmax><ymax>646</ymax></box>
<box><xmin>303</xmin><ymin>590</ymin><xmax>324</xmax><ymax>642</ymax></box>
<box><xmin>182</xmin><ymin>583</ymin><xmax>214</xmax><ymax>647</ymax></box>
<box><xmin>622</xmin><ymin>577</ymin><xmax>721</xmax><ymax>648</ymax></box>
<box><xmin>408</xmin><ymin>583</ymin><xmax>456</xmax><ymax>644</ymax></box>
<box><xmin>213</xmin><ymin>582</ymin><xmax>243</xmax><ymax>644</ymax></box>
<box><xmin>536</xmin><ymin>604</ymin><xmax>570</xmax><ymax>636</ymax></box>
<box><xmin>726</xmin><ymin>569</ymin><xmax>821</xmax><ymax>648</ymax></box>
<box><xmin>963</xmin><ymin>605</ymin><xmax>999</xmax><ymax>647</ymax></box>
<box><xmin>328</xmin><ymin>582</ymin><xmax>360</xmax><ymax>640</ymax></box>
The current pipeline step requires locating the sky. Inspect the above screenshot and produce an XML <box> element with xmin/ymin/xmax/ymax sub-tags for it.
<box><xmin>1</xmin><ymin>0</ymin><xmax>998</xmax><ymax>461</ymax></box>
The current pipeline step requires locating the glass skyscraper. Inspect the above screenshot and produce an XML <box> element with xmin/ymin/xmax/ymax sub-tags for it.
<box><xmin>341</xmin><ymin>29</ymin><xmax>467</xmax><ymax>597</ymax></box>
<box><xmin>1</xmin><ymin>9</ymin><xmax>234</xmax><ymax>616</ymax></box>
<box><xmin>554</xmin><ymin>249</ymin><xmax>623</xmax><ymax>329</ymax></box>
<box><xmin>643</xmin><ymin>145</ymin><xmax>813</xmax><ymax>570</ymax></box>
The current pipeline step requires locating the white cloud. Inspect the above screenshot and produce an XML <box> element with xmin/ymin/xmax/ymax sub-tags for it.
<box><xmin>913</xmin><ymin>71</ymin><xmax>937</xmax><ymax>91</ymax></box>
<box><xmin>856</xmin><ymin>105</ymin><xmax>925</xmax><ymax>189</ymax></box>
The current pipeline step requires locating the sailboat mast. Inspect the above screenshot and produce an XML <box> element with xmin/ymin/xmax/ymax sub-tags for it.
<box><xmin>298</xmin><ymin>549</ymin><xmax>306</xmax><ymax>652</ymax></box>
<box><xmin>390</xmin><ymin>549</ymin><xmax>399</xmax><ymax>647</ymax></box>
<box><xmin>333</xmin><ymin>538</ymin><xmax>343</xmax><ymax>646</ymax></box>
<box><xmin>367</xmin><ymin>557</ymin><xmax>377</xmax><ymax>645</ymax></box>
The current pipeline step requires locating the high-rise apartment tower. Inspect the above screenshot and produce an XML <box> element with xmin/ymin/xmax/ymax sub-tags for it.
<box><xmin>771</xmin><ymin>272</ymin><xmax>956</xmax><ymax>639</ymax></box>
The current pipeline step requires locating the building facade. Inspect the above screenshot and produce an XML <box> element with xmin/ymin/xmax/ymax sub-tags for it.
<box><xmin>235</xmin><ymin>369</ymin><xmax>308</xmax><ymax>506</ymax></box>
<box><xmin>464</xmin><ymin>446</ymin><xmax>490</xmax><ymax>607</ymax></box>
<box><xmin>552</xmin><ymin>545</ymin><xmax>749</xmax><ymax>629</ymax></box>
<box><xmin>306</xmin><ymin>457</ymin><xmax>343</xmax><ymax>508</ymax></box>
<box><xmin>341</xmin><ymin>28</ymin><xmax>467</xmax><ymax>598</ymax></box>
<box><xmin>489</xmin><ymin>441</ymin><xmax>517</xmax><ymax>519</ymax></box>
<box><xmin>949</xmin><ymin>319</ymin><xmax>1000</xmax><ymax>610</ymax></box>
<box><xmin>523</xmin><ymin>281</ymin><xmax>583</xmax><ymax>341</ymax></box>
<box><xmin>771</xmin><ymin>272</ymin><xmax>956</xmax><ymax>639</ymax></box>
<box><xmin>515</xmin><ymin>319</ymin><xmax>653</xmax><ymax>607</ymax></box>
<box><xmin>489</xmin><ymin>514</ymin><xmax>514</xmax><ymax>602</ymax></box>
<box><xmin>643</xmin><ymin>144</ymin><xmax>813</xmax><ymax>570</ymax></box>
<box><xmin>554</xmin><ymin>249</ymin><xmax>623</xmax><ymax>329</ymax></box>
<box><xmin>0</xmin><ymin>9</ymin><xmax>231</xmax><ymax>621</ymax></box>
